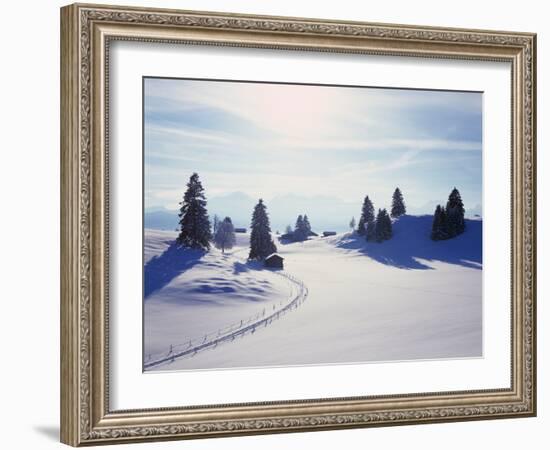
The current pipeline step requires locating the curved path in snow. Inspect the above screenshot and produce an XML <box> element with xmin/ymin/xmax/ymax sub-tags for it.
<box><xmin>144</xmin><ymin>251</ymin><xmax>309</xmax><ymax>370</ymax></box>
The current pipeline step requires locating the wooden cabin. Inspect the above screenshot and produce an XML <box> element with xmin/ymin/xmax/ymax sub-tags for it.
<box><xmin>264</xmin><ymin>253</ymin><xmax>284</xmax><ymax>269</ymax></box>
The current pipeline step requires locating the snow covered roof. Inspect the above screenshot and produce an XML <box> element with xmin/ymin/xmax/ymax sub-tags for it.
<box><xmin>265</xmin><ymin>253</ymin><xmax>284</xmax><ymax>260</ymax></box>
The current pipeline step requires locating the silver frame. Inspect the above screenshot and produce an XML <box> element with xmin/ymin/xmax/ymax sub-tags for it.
<box><xmin>61</xmin><ymin>3</ymin><xmax>536</xmax><ymax>446</ymax></box>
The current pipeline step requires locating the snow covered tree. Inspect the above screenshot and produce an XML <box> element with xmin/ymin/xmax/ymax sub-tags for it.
<box><xmin>212</xmin><ymin>214</ymin><xmax>221</xmax><ymax>235</ymax></box>
<box><xmin>176</xmin><ymin>172</ymin><xmax>212</xmax><ymax>250</ymax></box>
<box><xmin>445</xmin><ymin>187</ymin><xmax>466</xmax><ymax>237</ymax></box>
<box><xmin>357</xmin><ymin>195</ymin><xmax>375</xmax><ymax>235</ymax></box>
<box><xmin>294</xmin><ymin>214</ymin><xmax>308</xmax><ymax>241</ymax></box>
<box><xmin>430</xmin><ymin>204</ymin><xmax>449</xmax><ymax>241</ymax></box>
<box><xmin>390</xmin><ymin>187</ymin><xmax>406</xmax><ymax>218</ymax></box>
<box><xmin>285</xmin><ymin>224</ymin><xmax>293</xmax><ymax>235</ymax></box>
<box><xmin>248</xmin><ymin>199</ymin><xmax>277</xmax><ymax>260</ymax></box>
<box><xmin>374</xmin><ymin>208</ymin><xmax>392</xmax><ymax>242</ymax></box>
<box><xmin>349</xmin><ymin>217</ymin><xmax>356</xmax><ymax>231</ymax></box>
<box><xmin>214</xmin><ymin>216</ymin><xmax>236</xmax><ymax>254</ymax></box>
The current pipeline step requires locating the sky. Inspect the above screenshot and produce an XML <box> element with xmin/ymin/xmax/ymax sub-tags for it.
<box><xmin>144</xmin><ymin>77</ymin><xmax>482</xmax><ymax>223</ymax></box>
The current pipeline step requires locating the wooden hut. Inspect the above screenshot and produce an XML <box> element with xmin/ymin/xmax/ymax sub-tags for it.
<box><xmin>264</xmin><ymin>253</ymin><xmax>284</xmax><ymax>269</ymax></box>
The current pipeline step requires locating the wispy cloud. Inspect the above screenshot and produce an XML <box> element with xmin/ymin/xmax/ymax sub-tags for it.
<box><xmin>146</xmin><ymin>125</ymin><xmax>231</xmax><ymax>145</ymax></box>
<box><xmin>144</xmin><ymin>78</ymin><xmax>482</xmax><ymax>214</ymax></box>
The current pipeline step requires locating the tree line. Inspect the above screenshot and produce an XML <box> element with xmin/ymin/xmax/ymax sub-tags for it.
<box><xmin>176</xmin><ymin>173</ymin><xmax>277</xmax><ymax>260</ymax></box>
<box><xmin>352</xmin><ymin>186</ymin><xmax>466</xmax><ymax>242</ymax></box>
<box><xmin>175</xmin><ymin>173</ymin><xmax>468</xmax><ymax>257</ymax></box>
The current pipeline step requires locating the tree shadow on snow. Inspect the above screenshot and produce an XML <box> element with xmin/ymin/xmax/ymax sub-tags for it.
<box><xmin>336</xmin><ymin>215</ymin><xmax>482</xmax><ymax>270</ymax></box>
<box><xmin>143</xmin><ymin>242</ymin><xmax>205</xmax><ymax>298</ymax></box>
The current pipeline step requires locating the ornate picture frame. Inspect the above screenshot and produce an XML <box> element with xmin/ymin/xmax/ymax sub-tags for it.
<box><xmin>60</xmin><ymin>3</ymin><xmax>536</xmax><ymax>446</ymax></box>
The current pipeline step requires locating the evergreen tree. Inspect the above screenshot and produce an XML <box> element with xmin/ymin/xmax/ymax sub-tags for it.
<box><xmin>295</xmin><ymin>214</ymin><xmax>303</xmax><ymax>232</ymax></box>
<box><xmin>248</xmin><ymin>199</ymin><xmax>277</xmax><ymax>260</ymax></box>
<box><xmin>294</xmin><ymin>214</ymin><xmax>308</xmax><ymax>241</ymax></box>
<box><xmin>285</xmin><ymin>224</ymin><xmax>293</xmax><ymax>235</ymax></box>
<box><xmin>349</xmin><ymin>217</ymin><xmax>356</xmax><ymax>231</ymax></box>
<box><xmin>365</xmin><ymin>219</ymin><xmax>376</xmax><ymax>242</ymax></box>
<box><xmin>214</xmin><ymin>217</ymin><xmax>236</xmax><ymax>254</ymax></box>
<box><xmin>176</xmin><ymin>172</ymin><xmax>212</xmax><ymax>250</ymax></box>
<box><xmin>357</xmin><ymin>195</ymin><xmax>375</xmax><ymax>235</ymax></box>
<box><xmin>374</xmin><ymin>208</ymin><xmax>392</xmax><ymax>242</ymax></box>
<box><xmin>430</xmin><ymin>205</ymin><xmax>449</xmax><ymax>241</ymax></box>
<box><xmin>391</xmin><ymin>187</ymin><xmax>406</xmax><ymax>218</ymax></box>
<box><xmin>445</xmin><ymin>187</ymin><xmax>466</xmax><ymax>237</ymax></box>
<box><xmin>303</xmin><ymin>215</ymin><xmax>312</xmax><ymax>235</ymax></box>
<box><xmin>431</xmin><ymin>205</ymin><xmax>442</xmax><ymax>241</ymax></box>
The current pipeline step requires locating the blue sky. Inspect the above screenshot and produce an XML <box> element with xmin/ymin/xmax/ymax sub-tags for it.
<box><xmin>144</xmin><ymin>77</ymin><xmax>482</xmax><ymax>218</ymax></box>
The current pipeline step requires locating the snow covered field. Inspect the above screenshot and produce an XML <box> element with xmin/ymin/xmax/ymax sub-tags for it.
<box><xmin>144</xmin><ymin>215</ymin><xmax>482</xmax><ymax>371</ymax></box>
<box><xmin>144</xmin><ymin>231</ymin><xmax>296</xmax><ymax>362</ymax></box>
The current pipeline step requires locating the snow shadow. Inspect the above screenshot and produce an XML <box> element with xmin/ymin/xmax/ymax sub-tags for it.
<box><xmin>232</xmin><ymin>261</ymin><xmax>250</xmax><ymax>274</ymax></box>
<box><xmin>336</xmin><ymin>215</ymin><xmax>482</xmax><ymax>270</ymax></box>
<box><xmin>144</xmin><ymin>242</ymin><xmax>205</xmax><ymax>298</ymax></box>
<box><xmin>232</xmin><ymin>259</ymin><xmax>279</xmax><ymax>274</ymax></box>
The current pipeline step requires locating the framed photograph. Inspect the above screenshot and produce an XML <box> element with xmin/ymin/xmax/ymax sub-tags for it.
<box><xmin>60</xmin><ymin>3</ymin><xmax>537</xmax><ymax>446</ymax></box>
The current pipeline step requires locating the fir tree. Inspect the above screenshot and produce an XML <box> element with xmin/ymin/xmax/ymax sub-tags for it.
<box><xmin>248</xmin><ymin>199</ymin><xmax>277</xmax><ymax>260</ymax></box>
<box><xmin>303</xmin><ymin>215</ymin><xmax>312</xmax><ymax>235</ymax></box>
<box><xmin>176</xmin><ymin>172</ymin><xmax>212</xmax><ymax>250</ymax></box>
<box><xmin>285</xmin><ymin>224</ymin><xmax>293</xmax><ymax>235</ymax></box>
<box><xmin>357</xmin><ymin>195</ymin><xmax>375</xmax><ymax>235</ymax></box>
<box><xmin>431</xmin><ymin>205</ymin><xmax>442</xmax><ymax>241</ymax></box>
<box><xmin>349</xmin><ymin>217</ymin><xmax>356</xmax><ymax>231</ymax></box>
<box><xmin>214</xmin><ymin>217</ymin><xmax>236</xmax><ymax>254</ymax></box>
<box><xmin>365</xmin><ymin>219</ymin><xmax>376</xmax><ymax>242</ymax></box>
<box><xmin>445</xmin><ymin>187</ymin><xmax>466</xmax><ymax>237</ymax></box>
<box><xmin>294</xmin><ymin>214</ymin><xmax>308</xmax><ymax>241</ymax></box>
<box><xmin>430</xmin><ymin>205</ymin><xmax>449</xmax><ymax>241</ymax></box>
<box><xmin>295</xmin><ymin>214</ymin><xmax>304</xmax><ymax>232</ymax></box>
<box><xmin>391</xmin><ymin>187</ymin><xmax>406</xmax><ymax>218</ymax></box>
<box><xmin>374</xmin><ymin>208</ymin><xmax>392</xmax><ymax>242</ymax></box>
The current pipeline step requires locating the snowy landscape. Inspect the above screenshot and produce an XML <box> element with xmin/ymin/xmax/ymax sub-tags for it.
<box><xmin>143</xmin><ymin>77</ymin><xmax>483</xmax><ymax>372</ymax></box>
<box><xmin>144</xmin><ymin>204</ymin><xmax>482</xmax><ymax>371</ymax></box>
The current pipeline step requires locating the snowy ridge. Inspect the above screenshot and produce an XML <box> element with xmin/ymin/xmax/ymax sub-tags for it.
<box><xmin>144</xmin><ymin>271</ymin><xmax>308</xmax><ymax>370</ymax></box>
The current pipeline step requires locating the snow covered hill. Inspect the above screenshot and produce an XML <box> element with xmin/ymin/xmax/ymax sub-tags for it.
<box><xmin>330</xmin><ymin>214</ymin><xmax>482</xmax><ymax>270</ymax></box>
<box><xmin>144</xmin><ymin>230</ymin><xmax>299</xmax><ymax>365</ymax></box>
<box><xmin>144</xmin><ymin>215</ymin><xmax>482</xmax><ymax>371</ymax></box>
